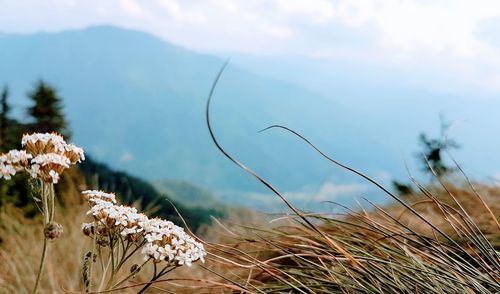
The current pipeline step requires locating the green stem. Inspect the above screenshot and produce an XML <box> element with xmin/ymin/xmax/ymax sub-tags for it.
<box><xmin>32</xmin><ymin>181</ymin><xmax>49</xmax><ymax>294</ymax></box>
<box><xmin>31</xmin><ymin>237</ymin><xmax>48</xmax><ymax>294</ymax></box>
<box><xmin>48</xmin><ymin>183</ymin><xmax>55</xmax><ymax>222</ymax></box>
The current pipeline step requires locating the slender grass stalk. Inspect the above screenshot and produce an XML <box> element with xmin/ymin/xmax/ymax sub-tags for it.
<box><xmin>32</xmin><ymin>181</ymin><xmax>54</xmax><ymax>294</ymax></box>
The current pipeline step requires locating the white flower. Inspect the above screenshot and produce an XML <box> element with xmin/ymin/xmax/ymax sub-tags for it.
<box><xmin>63</xmin><ymin>143</ymin><xmax>85</xmax><ymax>163</ymax></box>
<box><xmin>31</xmin><ymin>153</ymin><xmax>70</xmax><ymax>167</ymax></box>
<box><xmin>0</xmin><ymin>162</ymin><xmax>16</xmax><ymax>180</ymax></box>
<box><xmin>3</xmin><ymin>150</ymin><xmax>32</xmax><ymax>169</ymax></box>
<box><xmin>29</xmin><ymin>153</ymin><xmax>70</xmax><ymax>183</ymax></box>
<box><xmin>141</xmin><ymin>218</ymin><xmax>206</xmax><ymax>265</ymax></box>
<box><xmin>82</xmin><ymin>190</ymin><xmax>206</xmax><ymax>266</ymax></box>
<box><xmin>22</xmin><ymin>132</ymin><xmax>67</xmax><ymax>154</ymax></box>
<box><xmin>83</xmin><ymin>190</ymin><xmax>117</xmax><ymax>203</ymax></box>
<box><xmin>48</xmin><ymin>170</ymin><xmax>60</xmax><ymax>184</ymax></box>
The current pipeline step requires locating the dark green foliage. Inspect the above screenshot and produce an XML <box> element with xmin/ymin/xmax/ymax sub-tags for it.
<box><xmin>79</xmin><ymin>156</ymin><xmax>223</xmax><ymax>231</ymax></box>
<box><xmin>0</xmin><ymin>85</ymin><xmax>10</xmax><ymax>147</ymax></box>
<box><xmin>27</xmin><ymin>80</ymin><xmax>70</xmax><ymax>138</ymax></box>
<box><xmin>392</xmin><ymin>180</ymin><xmax>414</xmax><ymax>196</ymax></box>
<box><xmin>416</xmin><ymin>118</ymin><xmax>460</xmax><ymax>177</ymax></box>
<box><xmin>0</xmin><ymin>85</ymin><xmax>35</xmax><ymax>214</ymax></box>
<box><xmin>0</xmin><ymin>86</ymin><xmax>26</xmax><ymax>151</ymax></box>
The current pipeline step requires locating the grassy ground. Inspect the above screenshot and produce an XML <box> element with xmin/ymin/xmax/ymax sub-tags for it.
<box><xmin>0</xmin><ymin>181</ymin><xmax>498</xmax><ymax>293</ymax></box>
<box><xmin>205</xmin><ymin>182</ymin><xmax>500</xmax><ymax>293</ymax></box>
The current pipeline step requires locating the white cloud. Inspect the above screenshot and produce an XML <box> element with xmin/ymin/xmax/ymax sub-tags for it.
<box><xmin>272</xmin><ymin>0</ymin><xmax>336</xmax><ymax>24</ymax></box>
<box><xmin>3</xmin><ymin>0</ymin><xmax>500</xmax><ymax>92</ymax></box>
<box><xmin>120</xmin><ymin>0</ymin><xmax>146</xmax><ymax>18</ymax></box>
<box><xmin>3</xmin><ymin>0</ymin><xmax>500</xmax><ymax>58</ymax></box>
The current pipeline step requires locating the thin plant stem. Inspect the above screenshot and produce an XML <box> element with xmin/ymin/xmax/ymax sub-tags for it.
<box><xmin>87</xmin><ymin>233</ymin><xmax>97</xmax><ymax>292</ymax></box>
<box><xmin>111</xmin><ymin>259</ymin><xmax>150</xmax><ymax>289</ymax></box>
<box><xmin>137</xmin><ymin>263</ymin><xmax>158</xmax><ymax>294</ymax></box>
<box><xmin>98</xmin><ymin>250</ymin><xmax>113</xmax><ymax>292</ymax></box>
<box><xmin>32</xmin><ymin>181</ymin><xmax>49</xmax><ymax>294</ymax></box>
<box><xmin>31</xmin><ymin>236</ymin><xmax>48</xmax><ymax>294</ymax></box>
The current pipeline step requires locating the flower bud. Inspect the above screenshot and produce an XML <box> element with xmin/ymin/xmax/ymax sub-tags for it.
<box><xmin>44</xmin><ymin>222</ymin><xmax>63</xmax><ymax>240</ymax></box>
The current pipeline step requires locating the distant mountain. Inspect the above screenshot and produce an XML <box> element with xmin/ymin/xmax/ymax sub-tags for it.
<box><xmin>79</xmin><ymin>156</ymin><xmax>224</xmax><ymax>231</ymax></box>
<box><xmin>227</xmin><ymin>53</ymin><xmax>500</xmax><ymax>181</ymax></box>
<box><xmin>154</xmin><ymin>179</ymin><xmax>222</xmax><ymax>209</ymax></box>
<box><xmin>0</xmin><ymin>25</ymin><xmax>435</xmax><ymax>208</ymax></box>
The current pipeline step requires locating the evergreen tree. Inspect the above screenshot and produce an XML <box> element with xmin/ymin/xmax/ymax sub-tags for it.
<box><xmin>27</xmin><ymin>80</ymin><xmax>70</xmax><ymax>138</ymax></box>
<box><xmin>0</xmin><ymin>85</ymin><xmax>25</xmax><ymax>151</ymax></box>
<box><xmin>0</xmin><ymin>85</ymin><xmax>10</xmax><ymax>149</ymax></box>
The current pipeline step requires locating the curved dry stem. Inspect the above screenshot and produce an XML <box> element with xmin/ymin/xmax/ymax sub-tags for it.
<box><xmin>204</xmin><ymin>61</ymin><xmax>360</xmax><ymax>268</ymax></box>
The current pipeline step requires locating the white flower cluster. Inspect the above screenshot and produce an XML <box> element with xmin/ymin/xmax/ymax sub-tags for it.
<box><xmin>0</xmin><ymin>150</ymin><xmax>33</xmax><ymax>179</ymax></box>
<box><xmin>0</xmin><ymin>132</ymin><xmax>85</xmax><ymax>183</ymax></box>
<box><xmin>83</xmin><ymin>190</ymin><xmax>206</xmax><ymax>267</ymax></box>
<box><xmin>30</xmin><ymin>153</ymin><xmax>71</xmax><ymax>183</ymax></box>
<box><xmin>82</xmin><ymin>190</ymin><xmax>117</xmax><ymax>204</ymax></box>
<box><xmin>22</xmin><ymin>133</ymin><xmax>67</xmax><ymax>154</ymax></box>
<box><xmin>141</xmin><ymin>218</ymin><xmax>206</xmax><ymax>266</ymax></box>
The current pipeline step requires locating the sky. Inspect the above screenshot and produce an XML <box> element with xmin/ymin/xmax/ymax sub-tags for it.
<box><xmin>2</xmin><ymin>0</ymin><xmax>500</xmax><ymax>94</ymax></box>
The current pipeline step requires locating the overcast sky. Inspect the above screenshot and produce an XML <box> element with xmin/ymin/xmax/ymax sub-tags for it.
<box><xmin>2</xmin><ymin>0</ymin><xmax>500</xmax><ymax>94</ymax></box>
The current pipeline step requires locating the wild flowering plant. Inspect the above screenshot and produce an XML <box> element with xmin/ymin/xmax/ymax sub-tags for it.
<box><xmin>0</xmin><ymin>132</ymin><xmax>84</xmax><ymax>293</ymax></box>
<box><xmin>81</xmin><ymin>190</ymin><xmax>206</xmax><ymax>293</ymax></box>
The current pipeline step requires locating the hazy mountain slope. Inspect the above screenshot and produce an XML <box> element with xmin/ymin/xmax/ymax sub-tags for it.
<box><xmin>154</xmin><ymin>179</ymin><xmax>221</xmax><ymax>209</ymax></box>
<box><xmin>228</xmin><ymin>53</ymin><xmax>500</xmax><ymax>180</ymax></box>
<box><xmin>0</xmin><ymin>26</ymin><xmax>403</xmax><ymax>206</ymax></box>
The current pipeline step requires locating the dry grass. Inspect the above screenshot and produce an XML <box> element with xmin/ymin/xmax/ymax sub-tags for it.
<box><xmin>0</xmin><ymin>181</ymin><xmax>498</xmax><ymax>293</ymax></box>
<box><xmin>203</xmin><ymin>183</ymin><xmax>500</xmax><ymax>293</ymax></box>
<box><xmin>0</xmin><ymin>205</ymin><xmax>90</xmax><ymax>293</ymax></box>
<box><xmin>0</xmin><ymin>204</ymin><xmax>209</xmax><ymax>293</ymax></box>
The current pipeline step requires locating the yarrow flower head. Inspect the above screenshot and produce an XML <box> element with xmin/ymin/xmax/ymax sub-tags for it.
<box><xmin>82</xmin><ymin>190</ymin><xmax>117</xmax><ymax>204</ymax></box>
<box><xmin>82</xmin><ymin>190</ymin><xmax>206</xmax><ymax>267</ymax></box>
<box><xmin>0</xmin><ymin>132</ymin><xmax>87</xmax><ymax>184</ymax></box>
<box><xmin>63</xmin><ymin>143</ymin><xmax>85</xmax><ymax>164</ymax></box>
<box><xmin>0</xmin><ymin>161</ymin><xmax>16</xmax><ymax>180</ymax></box>
<box><xmin>30</xmin><ymin>153</ymin><xmax>70</xmax><ymax>184</ymax></box>
<box><xmin>22</xmin><ymin>132</ymin><xmax>66</xmax><ymax>155</ymax></box>
<box><xmin>141</xmin><ymin>218</ymin><xmax>206</xmax><ymax>266</ymax></box>
<box><xmin>0</xmin><ymin>150</ymin><xmax>33</xmax><ymax>179</ymax></box>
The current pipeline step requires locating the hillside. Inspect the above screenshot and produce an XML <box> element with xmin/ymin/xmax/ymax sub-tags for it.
<box><xmin>154</xmin><ymin>179</ymin><xmax>222</xmax><ymax>209</ymax></box>
<box><xmin>0</xmin><ymin>26</ymin><xmax>398</xmax><ymax>208</ymax></box>
<box><xmin>79</xmin><ymin>156</ymin><xmax>224</xmax><ymax>231</ymax></box>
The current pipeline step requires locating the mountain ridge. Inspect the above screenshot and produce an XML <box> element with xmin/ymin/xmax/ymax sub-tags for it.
<box><xmin>0</xmin><ymin>25</ymin><xmax>420</xmax><ymax>208</ymax></box>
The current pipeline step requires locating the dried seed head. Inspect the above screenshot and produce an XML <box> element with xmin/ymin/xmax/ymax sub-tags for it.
<box><xmin>81</xmin><ymin>223</ymin><xmax>94</xmax><ymax>236</ymax></box>
<box><xmin>130</xmin><ymin>264</ymin><xmax>141</xmax><ymax>274</ymax></box>
<box><xmin>44</xmin><ymin>222</ymin><xmax>63</xmax><ymax>240</ymax></box>
<box><xmin>82</xmin><ymin>251</ymin><xmax>94</xmax><ymax>291</ymax></box>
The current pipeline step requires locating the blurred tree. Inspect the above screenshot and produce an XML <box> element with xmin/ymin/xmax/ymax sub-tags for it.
<box><xmin>27</xmin><ymin>80</ymin><xmax>71</xmax><ymax>138</ymax></box>
<box><xmin>0</xmin><ymin>85</ymin><xmax>26</xmax><ymax>151</ymax></box>
<box><xmin>417</xmin><ymin>117</ymin><xmax>460</xmax><ymax>178</ymax></box>
<box><xmin>392</xmin><ymin>180</ymin><xmax>414</xmax><ymax>196</ymax></box>
<box><xmin>0</xmin><ymin>85</ymin><xmax>31</xmax><ymax>209</ymax></box>
<box><xmin>0</xmin><ymin>85</ymin><xmax>10</xmax><ymax>149</ymax></box>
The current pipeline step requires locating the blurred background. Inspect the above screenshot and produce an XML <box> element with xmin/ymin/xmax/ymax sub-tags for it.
<box><xmin>1</xmin><ymin>0</ymin><xmax>500</xmax><ymax>212</ymax></box>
